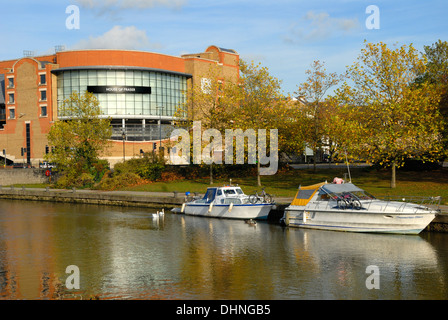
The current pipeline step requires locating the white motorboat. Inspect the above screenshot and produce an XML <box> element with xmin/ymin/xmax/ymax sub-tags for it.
<box><xmin>173</xmin><ymin>185</ymin><xmax>275</xmax><ymax>220</ymax></box>
<box><xmin>281</xmin><ymin>180</ymin><xmax>440</xmax><ymax>234</ymax></box>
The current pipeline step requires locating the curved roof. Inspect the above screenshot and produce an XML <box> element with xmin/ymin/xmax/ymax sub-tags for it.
<box><xmin>206</xmin><ymin>45</ymin><xmax>238</xmax><ymax>54</ymax></box>
<box><xmin>51</xmin><ymin>65</ymin><xmax>192</xmax><ymax>78</ymax></box>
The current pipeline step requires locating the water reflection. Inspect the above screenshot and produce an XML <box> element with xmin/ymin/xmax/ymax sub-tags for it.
<box><xmin>284</xmin><ymin>228</ymin><xmax>448</xmax><ymax>299</ymax></box>
<box><xmin>0</xmin><ymin>200</ymin><xmax>447</xmax><ymax>300</ymax></box>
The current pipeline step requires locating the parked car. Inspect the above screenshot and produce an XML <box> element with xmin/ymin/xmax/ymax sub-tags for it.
<box><xmin>39</xmin><ymin>162</ymin><xmax>56</xmax><ymax>168</ymax></box>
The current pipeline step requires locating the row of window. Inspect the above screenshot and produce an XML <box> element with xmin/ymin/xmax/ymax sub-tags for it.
<box><xmin>4</xmin><ymin>106</ymin><xmax>47</xmax><ymax>120</ymax></box>
<box><xmin>6</xmin><ymin>74</ymin><xmax>46</xmax><ymax>89</ymax></box>
<box><xmin>1</xmin><ymin>73</ymin><xmax>48</xmax><ymax>121</ymax></box>
<box><xmin>7</xmin><ymin>91</ymin><xmax>47</xmax><ymax>104</ymax></box>
<box><xmin>57</xmin><ymin>69</ymin><xmax>188</xmax><ymax>118</ymax></box>
<box><xmin>5</xmin><ymin>73</ymin><xmax>48</xmax><ymax>120</ymax></box>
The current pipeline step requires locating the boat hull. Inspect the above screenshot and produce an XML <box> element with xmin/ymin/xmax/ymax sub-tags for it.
<box><xmin>183</xmin><ymin>203</ymin><xmax>273</xmax><ymax>220</ymax></box>
<box><xmin>283</xmin><ymin>207</ymin><xmax>436</xmax><ymax>235</ymax></box>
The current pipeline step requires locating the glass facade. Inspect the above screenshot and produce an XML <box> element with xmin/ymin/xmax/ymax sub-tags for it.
<box><xmin>56</xmin><ymin>68</ymin><xmax>188</xmax><ymax>118</ymax></box>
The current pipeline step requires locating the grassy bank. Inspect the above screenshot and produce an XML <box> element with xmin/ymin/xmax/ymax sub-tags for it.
<box><xmin>121</xmin><ymin>166</ymin><xmax>448</xmax><ymax>205</ymax></box>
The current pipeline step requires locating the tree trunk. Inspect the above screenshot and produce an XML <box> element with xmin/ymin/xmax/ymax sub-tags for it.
<box><xmin>257</xmin><ymin>161</ymin><xmax>261</xmax><ymax>187</ymax></box>
<box><xmin>391</xmin><ymin>161</ymin><xmax>396</xmax><ymax>188</ymax></box>
<box><xmin>209</xmin><ymin>163</ymin><xmax>213</xmax><ymax>185</ymax></box>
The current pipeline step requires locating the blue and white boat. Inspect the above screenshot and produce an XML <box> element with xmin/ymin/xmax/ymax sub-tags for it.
<box><xmin>174</xmin><ymin>186</ymin><xmax>275</xmax><ymax>220</ymax></box>
<box><xmin>281</xmin><ymin>180</ymin><xmax>439</xmax><ymax>234</ymax></box>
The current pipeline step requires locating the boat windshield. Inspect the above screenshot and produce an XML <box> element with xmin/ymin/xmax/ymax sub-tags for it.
<box><xmin>319</xmin><ymin>183</ymin><xmax>375</xmax><ymax>200</ymax></box>
<box><xmin>223</xmin><ymin>188</ymin><xmax>244</xmax><ymax>196</ymax></box>
<box><xmin>202</xmin><ymin>188</ymin><xmax>217</xmax><ymax>203</ymax></box>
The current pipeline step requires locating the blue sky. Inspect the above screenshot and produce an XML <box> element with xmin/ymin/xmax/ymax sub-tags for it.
<box><xmin>1</xmin><ymin>0</ymin><xmax>447</xmax><ymax>95</ymax></box>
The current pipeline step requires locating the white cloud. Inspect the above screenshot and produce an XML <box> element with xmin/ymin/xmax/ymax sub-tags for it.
<box><xmin>72</xmin><ymin>25</ymin><xmax>161</xmax><ymax>50</ymax></box>
<box><xmin>285</xmin><ymin>11</ymin><xmax>361</xmax><ymax>43</ymax></box>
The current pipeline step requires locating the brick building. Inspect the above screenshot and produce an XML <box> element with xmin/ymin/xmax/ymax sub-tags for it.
<box><xmin>0</xmin><ymin>45</ymin><xmax>239</xmax><ymax>167</ymax></box>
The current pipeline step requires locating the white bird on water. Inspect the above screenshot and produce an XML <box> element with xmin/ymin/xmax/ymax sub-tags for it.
<box><xmin>152</xmin><ymin>209</ymin><xmax>165</xmax><ymax>218</ymax></box>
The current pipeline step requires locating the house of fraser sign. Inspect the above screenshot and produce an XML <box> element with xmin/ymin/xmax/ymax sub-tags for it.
<box><xmin>87</xmin><ymin>86</ymin><xmax>152</xmax><ymax>94</ymax></box>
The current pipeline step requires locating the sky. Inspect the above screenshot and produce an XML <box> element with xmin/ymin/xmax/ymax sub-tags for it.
<box><xmin>1</xmin><ymin>0</ymin><xmax>447</xmax><ymax>96</ymax></box>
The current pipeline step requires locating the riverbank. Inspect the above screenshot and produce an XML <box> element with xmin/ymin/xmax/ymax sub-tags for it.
<box><xmin>0</xmin><ymin>186</ymin><xmax>447</xmax><ymax>232</ymax></box>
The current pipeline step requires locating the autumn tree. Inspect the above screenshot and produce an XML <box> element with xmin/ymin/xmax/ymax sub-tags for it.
<box><xmin>46</xmin><ymin>91</ymin><xmax>112</xmax><ymax>187</ymax></box>
<box><xmin>336</xmin><ymin>41</ymin><xmax>445</xmax><ymax>188</ymax></box>
<box><xmin>295</xmin><ymin>61</ymin><xmax>343</xmax><ymax>171</ymax></box>
<box><xmin>227</xmin><ymin>60</ymin><xmax>285</xmax><ymax>187</ymax></box>
<box><xmin>180</xmin><ymin>67</ymin><xmax>234</xmax><ymax>184</ymax></box>
<box><xmin>417</xmin><ymin>40</ymin><xmax>448</xmax><ymax>150</ymax></box>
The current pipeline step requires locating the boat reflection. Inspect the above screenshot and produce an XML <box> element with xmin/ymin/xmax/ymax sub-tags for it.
<box><xmin>284</xmin><ymin>228</ymin><xmax>447</xmax><ymax>299</ymax></box>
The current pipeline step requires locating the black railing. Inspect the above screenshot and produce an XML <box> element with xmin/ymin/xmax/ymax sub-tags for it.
<box><xmin>111</xmin><ymin>124</ymin><xmax>179</xmax><ymax>141</ymax></box>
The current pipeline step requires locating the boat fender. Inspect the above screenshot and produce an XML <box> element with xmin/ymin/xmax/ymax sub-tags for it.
<box><xmin>181</xmin><ymin>203</ymin><xmax>186</xmax><ymax>213</ymax></box>
<box><xmin>228</xmin><ymin>202</ymin><xmax>233</xmax><ymax>212</ymax></box>
<box><xmin>208</xmin><ymin>203</ymin><xmax>214</xmax><ymax>213</ymax></box>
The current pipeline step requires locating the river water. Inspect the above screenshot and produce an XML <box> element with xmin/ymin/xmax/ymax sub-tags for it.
<box><xmin>0</xmin><ymin>199</ymin><xmax>447</xmax><ymax>300</ymax></box>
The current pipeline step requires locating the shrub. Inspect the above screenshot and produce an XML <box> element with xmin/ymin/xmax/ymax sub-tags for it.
<box><xmin>113</xmin><ymin>154</ymin><xmax>165</xmax><ymax>181</ymax></box>
<box><xmin>96</xmin><ymin>172</ymin><xmax>145</xmax><ymax>190</ymax></box>
<box><xmin>56</xmin><ymin>172</ymin><xmax>95</xmax><ymax>189</ymax></box>
<box><xmin>136</xmin><ymin>162</ymin><xmax>164</xmax><ymax>180</ymax></box>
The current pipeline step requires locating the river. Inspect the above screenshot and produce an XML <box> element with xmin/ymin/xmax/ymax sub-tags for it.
<box><xmin>0</xmin><ymin>199</ymin><xmax>447</xmax><ymax>300</ymax></box>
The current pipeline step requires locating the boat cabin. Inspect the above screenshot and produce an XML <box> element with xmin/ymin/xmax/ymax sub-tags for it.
<box><xmin>290</xmin><ymin>182</ymin><xmax>375</xmax><ymax>207</ymax></box>
<box><xmin>198</xmin><ymin>186</ymin><xmax>248</xmax><ymax>205</ymax></box>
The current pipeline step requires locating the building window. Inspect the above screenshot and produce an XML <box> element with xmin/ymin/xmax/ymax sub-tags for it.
<box><xmin>8</xmin><ymin>108</ymin><xmax>15</xmax><ymax>119</ymax></box>
<box><xmin>0</xmin><ymin>105</ymin><xmax>6</xmax><ymax>124</ymax></box>
<box><xmin>8</xmin><ymin>93</ymin><xmax>14</xmax><ymax>104</ymax></box>
<box><xmin>40</xmin><ymin>105</ymin><xmax>47</xmax><ymax>117</ymax></box>
<box><xmin>7</xmin><ymin>77</ymin><xmax>14</xmax><ymax>88</ymax></box>
<box><xmin>39</xmin><ymin>74</ymin><xmax>46</xmax><ymax>85</ymax></box>
<box><xmin>40</xmin><ymin>90</ymin><xmax>47</xmax><ymax>101</ymax></box>
<box><xmin>57</xmin><ymin>69</ymin><xmax>187</xmax><ymax>119</ymax></box>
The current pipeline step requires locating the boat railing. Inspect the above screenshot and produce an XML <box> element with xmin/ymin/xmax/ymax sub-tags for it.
<box><xmin>308</xmin><ymin>194</ymin><xmax>442</xmax><ymax>213</ymax></box>
<box><xmin>377</xmin><ymin>195</ymin><xmax>442</xmax><ymax>212</ymax></box>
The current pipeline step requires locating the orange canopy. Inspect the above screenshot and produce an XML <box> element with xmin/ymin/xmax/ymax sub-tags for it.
<box><xmin>290</xmin><ymin>182</ymin><xmax>327</xmax><ymax>206</ymax></box>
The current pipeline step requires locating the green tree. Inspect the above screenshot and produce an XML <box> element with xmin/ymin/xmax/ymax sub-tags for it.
<box><xmin>227</xmin><ymin>60</ymin><xmax>285</xmax><ymax>187</ymax></box>
<box><xmin>417</xmin><ymin>40</ymin><xmax>448</xmax><ymax>150</ymax></box>
<box><xmin>181</xmin><ymin>67</ymin><xmax>234</xmax><ymax>184</ymax></box>
<box><xmin>46</xmin><ymin>91</ymin><xmax>112</xmax><ymax>187</ymax></box>
<box><xmin>336</xmin><ymin>41</ymin><xmax>445</xmax><ymax>188</ymax></box>
<box><xmin>295</xmin><ymin>60</ymin><xmax>342</xmax><ymax>171</ymax></box>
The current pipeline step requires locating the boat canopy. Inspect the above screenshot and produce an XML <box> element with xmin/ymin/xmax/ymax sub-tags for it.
<box><xmin>202</xmin><ymin>188</ymin><xmax>217</xmax><ymax>203</ymax></box>
<box><xmin>290</xmin><ymin>182</ymin><xmax>327</xmax><ymax>206</ymax></box>
<box><xmin>319</xmin><ymin>183</ymin><xmax>364</xmax><ymax>195</ymax></box>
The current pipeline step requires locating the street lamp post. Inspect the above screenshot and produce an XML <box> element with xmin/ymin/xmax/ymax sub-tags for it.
<box><xmin>122</xmin><ymin>129</ymin><xmax>126</xmax><ymax>162</ymax></box>
<box><xmin>157</xmin><ymin>106</ymin><xmax>164</xmax><ymax>153</ymax></box>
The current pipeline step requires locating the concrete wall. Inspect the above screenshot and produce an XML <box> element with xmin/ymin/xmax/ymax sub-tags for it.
<box><xmin>0</xmin><ymin>168</ymin><xmax>48</xmax><ymax>185</ymax></box>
